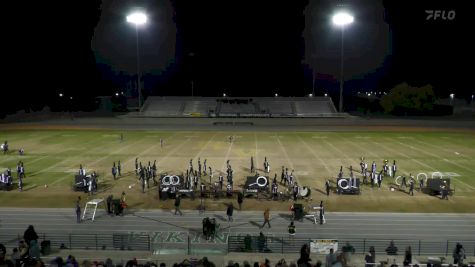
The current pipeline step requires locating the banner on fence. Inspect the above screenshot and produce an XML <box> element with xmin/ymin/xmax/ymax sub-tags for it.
<box><xmin>310</xmin><ymin>239</ymin><xmax>338</xmax><ymax>254</ymax></box>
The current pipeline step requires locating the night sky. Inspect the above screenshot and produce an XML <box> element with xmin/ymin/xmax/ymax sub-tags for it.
<box><xmin>1</xmin><ymin>0</ymin><xmax>468</xmax><ymax>115</ymax></box>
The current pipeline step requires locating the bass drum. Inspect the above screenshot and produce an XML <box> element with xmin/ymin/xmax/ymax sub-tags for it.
<box><xmin>300</xmin><ymin>186</ymin><xmax>311</xmax><ymax>197</ymax></box>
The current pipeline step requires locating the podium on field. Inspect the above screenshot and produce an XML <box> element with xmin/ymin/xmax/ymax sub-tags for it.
<box><xmin>82</xmin><ymin>199</ymin><xmax>104</xmax><ymax>221</ymax></box>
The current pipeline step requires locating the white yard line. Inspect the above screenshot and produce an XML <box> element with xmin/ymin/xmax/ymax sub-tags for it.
<box><xmin>193</xmin><ymin>133</ymin><xmax>217</xmax><ymax>161</ymax></box>
<box><xmin>29</xmin><ymin>135</ymin><xmax>109</xmax><ymax>176</ymax></box>
<box><xmin>49</xmin><ymin>137</ymin><xmax>148</xmax><ymax>185</ymax></box>
<box><xmin>413</xmin><ymin>138</ymin><xmax>469</xmax><ymax>159</ymax></box>
<box><xmin>273</xmin><ymin>135</ymin><xmax>302</xmax><ymax>185</ymax></box>
<box><xmin>377</xmin><ymin>139</ymin><xmax>475</xmax><ymax>191</ymax></box>
<box><xmin>254</xmin><ymin>133</ymin><xmax>259</xmax><ymax>170</ymax></box>
<box><xmin>397</xmin><ymin>139</ymin><xmax>475</xmax><ymax>175</ymax></box>
<box><xmin>323</xmin><ymin>140</ymin><xmax>360</xmax><ymax>172</ymax></box>
<box><xmin>221</xmin><ymin>136</ymin><xmax>234</xmax><ymax>174</ymax></box>
<box><xmin>123</xmin><ymin>133</ymin><xmax>178</xmax><ymax>167</ymax></box>
<box><xmin>156</xmin><ymin>137</ymin><xmax>194</xmax><ymax>166</ymax></box>
<box><xmin>297</xmin><ymin>135</ymin><xmax>332</xmax><ymax>176</ymax></box>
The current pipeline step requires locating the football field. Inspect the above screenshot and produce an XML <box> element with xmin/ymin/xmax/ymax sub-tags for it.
<box><xmin>1</xmin><ymin>128</ymin><xmax>475</xmax><ymax>212</ymax></box>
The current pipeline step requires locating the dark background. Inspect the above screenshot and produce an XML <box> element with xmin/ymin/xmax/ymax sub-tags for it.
<box><xmin>1</xmin><ymin>0</ymin><xmax>469</xmax><ymax>116</ymax></box>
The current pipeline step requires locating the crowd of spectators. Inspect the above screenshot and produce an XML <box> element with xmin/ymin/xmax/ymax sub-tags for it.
<box><xmin>1</xmin><ymin>227</ymin><xmax>473</xmax><ymax>267</ymax></box>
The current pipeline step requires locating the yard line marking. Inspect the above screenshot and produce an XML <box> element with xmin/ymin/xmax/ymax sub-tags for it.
<box><xmin>273</xmin><ymin>135</ymin><xmax>302</xmax><ymax>185</ymax></box>
<box><xmin>156</xmin><ymin>136</ymin><xmax>194</xmax><ymax>166</ymax></box>
<box><xmin>29</xmin><ymin>134</ymin><xmax>110</xmax><ymax>176</ymax></box>
<box><xmin>398</xmin><ymin>139</ymin><xmax>475</xmax><ymax>175</ymax></box>
<box><xmin>221</xmin><ymin>135</ymin><xmax>234</xmax><ymax>174</ymax></box>
<box><xmin>297</xmin><ymin>135</ymin><xmax>332</xmax><ymax>176</ymax></box>
<box><xmin>193</xmin><ymin>133</ymin><xmax>217</xmax><ymax>161</ymax></box>
<box><xmin>412</xmin><ymin>138</ymin><xmax>469</xmax><ymax>159</ymax></box>
<box><xmin>323</xmin><ymin>140</ymin><xmax>360</xmax><ymax>172</ymax></box>
<box><xmin>49</xmin><ymin>137</ymin><xmax>148</xmax><ymax>186</ymax></box>
<box><xmin>121</xmin><ymin>132</ymin><xmax>178</xmax><ymax>170</ymax></box>
<box><xmin>378</xmin><ymin>139</ymin><xmax>475</xmax><ymax>191</ymax></box>
<box><xmin>254</xmin><ymin>133</ymin><xmax>259</xmax><ymax>171</ymax></box>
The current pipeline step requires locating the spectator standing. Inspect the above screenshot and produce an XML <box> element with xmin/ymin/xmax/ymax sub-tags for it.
<box><xmin>404</xmin><ymin>246</ymin><xmax>412</xmax><ymax>266</ymax></box>
<box><xmin>237</xmin><ymin>192</ymin><xmax>243</xmax><ymax>210</ymax></box>
<box><xmin>453</xmin><ymin>242</ymin><xmax>466</xmax><ymax>266</ymax></box>
<box><xmin>76</xmin><ymin>196</ymin><xmax>81</xmax><ymax>223</ymax></box>
<box><xmin>342</xmin><ymin>241</ymin><xmax>355</xmax><ymax>263</ymax></box>
<box><xmin>261</xmin><ymin>208</ymin><xmax>271</xmax><ymax>228</ymax></box>
<box><xmin>325</xmin><ymin>248</ymin><xmax>336</xmax><ymax>267</ymax></box>
<box><xmin>23</xmin><ymin>225</ymin><xmax>39</xmax><ymax>247</ymax></box>
<box><xmin>226</xmin><ymin>204</ymin><xmax>234</xmax><ymax>222</ymax></box>
<box><xmin>174</xmin><ymin>195</ymin><xmax>183</xmax><ymax>216</ymax></box>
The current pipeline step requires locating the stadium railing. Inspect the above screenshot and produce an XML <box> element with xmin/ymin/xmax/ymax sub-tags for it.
<box><xmin>1</xmin><ymin>232</ymin><xmax>474</xmax><ymax>257</ymax></box>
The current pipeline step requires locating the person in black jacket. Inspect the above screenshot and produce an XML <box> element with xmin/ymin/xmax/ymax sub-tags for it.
<box><xmin>174</xmin><ymin>195</ymin><xmax>182</xmax><ymax>216</ymax></box>
<box><xmin>23</xmin><ymin>225</ymin><xmax>39</xmax><ymax>247</ymax></box>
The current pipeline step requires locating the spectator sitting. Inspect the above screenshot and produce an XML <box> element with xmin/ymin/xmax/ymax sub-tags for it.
<box><xmin>342</xmin><ymin>241</ymin><xmax>355</xmax><ymax>263</ymax></box>
<box><xmin>19</xmin><ymin>240</ymin><xmax>29</xmax><ymax>258</ymax></box>
<box><xmin>0</xmin><ymin>244</ymin><xmax>14</xmax><ymax>267</ymax></box>
<box><xmin>28</xmin><ymin>240</ymin><xmax>41</xmax><ymax>260</ymax></box>
<box><xmin>11</xmin><ymin>248</ymin><xmax>20</xmax><ymax>266</ymax></box>
<box><xmin>386</xmin><ymin>240</ymin><xmax>398</xmax><ymax>255</ymax></box>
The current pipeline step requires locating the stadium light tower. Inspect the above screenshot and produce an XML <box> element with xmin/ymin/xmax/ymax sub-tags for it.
<box><xmin>332</xmin><ymin>11</ymin><xmax>354</xmax><ymax>113</ymax></box>
<box><xmin>127</xmin><ymin>11</ymin><xmax>147</xmax><ymax>111</ymax></box>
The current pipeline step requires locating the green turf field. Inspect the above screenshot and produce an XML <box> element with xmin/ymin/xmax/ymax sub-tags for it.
<box><xmin>1</xmin><ymin>129</ymin><xmax>474</xmax><ymax>212</ymax></box>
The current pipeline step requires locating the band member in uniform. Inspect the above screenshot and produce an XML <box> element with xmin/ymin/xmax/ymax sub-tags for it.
<box><xmin>112</xmin><ymin>163</ymin><xmax>117</xmax><ymax>180</ymax></box>
<box><xmin>292</xmin><ymin>183</ymin><xmax>299</xmax><ymax>201</ymax></box>
<box><xmin>218</xmin><ymin>175</ymin><xmax>223</xmax><ymax>190</ymax></box>
<box><xmin>338</xmin><ymin>166</ymin><xmax>343</xmax><ymax>179</ymax></box>
<box><xmin>140</xmin><ymin>169</ymin><xmax>145</xmax><ymax>193</ymax></box>
<box><xmin>135</xmin><ymin>158</ymin><xmax>139</xmax><ymax>176</ymax></box>
<box><xmin>237</xmin><ymin>192</ymin><xmax>244</xmax><ymax>210</ymax></box>
<box><xmin>409</xmin><ymin>178</ymin><xmax>414</xmax><ymax>196</ymax></box>
<box><xmin>325</xmin><ymin>180</ymin><xmax>331</xmax><ymax>196</ymax></box>
<box><xmin>203</xmin><ymin>159</ymin><xmax>207</xmax><ymax>176</ymax></box>
<box><xmin>401</xmin><ymin>175</ymin><xmax>407</xmax><ymax>189</ymax></box>
<box><xmin>200</xmin><ymin>183</ymin><xmax>206</xmax><ymax>198</ymax></box>
<box><xmin>18</xmin><ymin>174</ymin><xmax>23</xmax><ymax>192</ymax></box>
<box><xmin>371</xmin><ymin>161</ymin><xmax>376</xmax><ymax>174</ymax></box>
<box><xmin>117</xmin><ymin>160</ymin><xmax>121</xmax><ymax>176</ymax></box>
<box><xmin>272</xmin><ymin>183</ymin><xmax>278</xmax><ymax>200</ymax></box>
<box><xmin>198</xmin><ymin>158</ymin><xmax>202</xmax><ymax>176</ymax></box>
<box><xmin>383</xmin><ymin>161</ymin><xmax>388</xmax><ymax>177</ymax></box>
<box><xmin>250</xmin><ymin>156</ymin><xmax>254</xmax><ymax>173</ymax></box>
<box><xmin>226</xmin><ymin>183</ymin><xmax>233</xmax><ymax>197</ymax></box>
<box><xmin>392</xmin><ymin>160</ymin><xmax>397</xmax><ymax>178</ymax></box>
<box><xmin>419</xmin><ymin>178</ymin><xmax>424</xmax><ymax>192</ymax></box>
<box><xmin>377</xmin><ymin>171</ymin><xmax>383</xmax><ymax>188</ymax></box>
<box><xmin>19</xmin><ymin>148</ymin><xmax>24</xmax><ymax>156</ymax></box>
<box><xmin>281</xmin><ymin>167</ymin><xmax>286</xmax><ymax>185</ymax></box>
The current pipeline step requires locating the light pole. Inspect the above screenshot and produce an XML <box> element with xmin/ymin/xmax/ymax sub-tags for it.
<box><xmin>127</xmin><ymin>12</ymin><xmax>147</xmax><ymax>110</ymax></box>
<box><xmin>332</xmin><ymin>11</ymin><xmax>354</xmax><ymax>112</ymax></box>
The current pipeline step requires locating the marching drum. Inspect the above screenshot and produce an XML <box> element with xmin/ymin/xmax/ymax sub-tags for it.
<box><xmin>299</xmin><ymin>186</ymin><xmax>311</xmax><ymax>197</ymax></box>
<box><xmin>161</xmin><ymin>175</ymin><xmax>181</xmax><ymax>186</ymax></box>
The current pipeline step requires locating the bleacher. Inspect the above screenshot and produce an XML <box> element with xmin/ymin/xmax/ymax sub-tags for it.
<box><xmin>182</xmin><ymin>100</ymin><xmax>217</xmax><ymax>117</ymax></box>
<box><xmin>140</xmin><ymin>97</ymin><xmax>342</xmax><ymax>118</ymax></box>
<box><xmin>141</xmin><ymin>97</ymin><xmax>184</xmax><ymax>117</ymax></box>
<box><xmin>294</xmin><ymin>98</ymin><xmax>337</xmax><ymax>116</ymax></box>
<box><xmin>259</xmin><ymin>100</ymin><xmax>293</xmax><ymax>116</ymax></box>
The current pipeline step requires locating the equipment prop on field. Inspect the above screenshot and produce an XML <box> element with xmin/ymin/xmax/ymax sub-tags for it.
<box><xmin>336</xmin><ymin>177</ymin><xmax>360</xmax><ymax>194</ymax></box>
<box><xmin>299</xmin><ymin>186</ymin><xmax>311</xmax><ymax>197</ymax></box>
<box><xmin>82</xmin><ymin>199</ymin><xmax>105</xmax><ymax>221</ymax></box>
<box><xmin>244</xmin><ymin>175</ymin><xmax>269</xmax><ymax>191</ymax></box>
